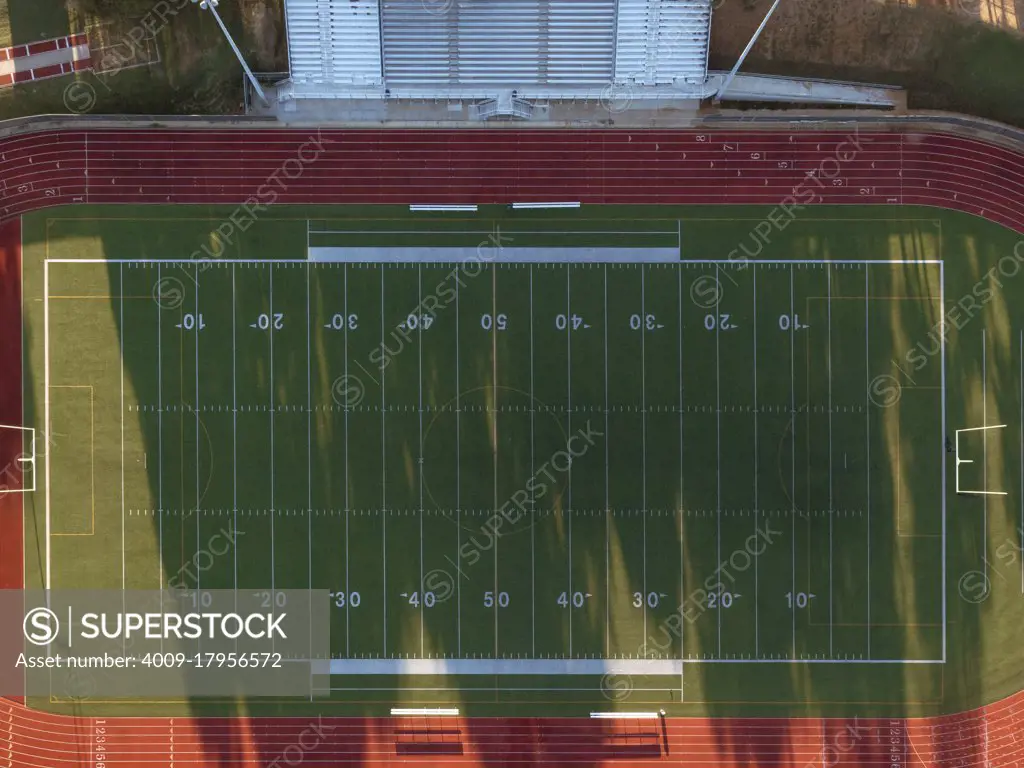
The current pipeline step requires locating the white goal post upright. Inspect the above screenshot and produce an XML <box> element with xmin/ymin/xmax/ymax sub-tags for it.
<box><xmin>0</xmin><ymin>424</ymin><xmax>37</xmax><ymax>494</ymax></box>
<box><xmin>955</xmin><ymin>425</ymin><xmax>1008</xmax><ymax>496</ymax></box>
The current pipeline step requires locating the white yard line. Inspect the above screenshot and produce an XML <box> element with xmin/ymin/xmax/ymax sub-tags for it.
<box><xmin>604</xmin><ymin>264</ymin><xmax>610</xmax><ymax>657</ymax></box>
<box><xmin>715</xmin><ymin>263</ymin><xmax>722</xmax><ymax>658</ymax></box>
<box><xmin>790</xmin><ymin>264</ymin><xmax>796</xmax><ymax>658</ymax></box>
<box><xmin>641</xmin><ymin>265</ymin><xmax>648</xmax><ymax>656</ymax></box>
<box><xmin>865</xmin><ymin>265</ymin><xmax>871</xmax><ymax>659</ymax></box>
<box><xmin>827</xmin><ymin>263</ymin><xmax>833</xmax><ymax>657</ymax></box>
<box><xmin>753</xmin><ymin>264</ymin><xmax>759</xmax><ymax>658</ymax></box>
<box><xmin>381</xmin><ymin>266</ymin><xmax>387</xmax><ymax>656</ymax></box>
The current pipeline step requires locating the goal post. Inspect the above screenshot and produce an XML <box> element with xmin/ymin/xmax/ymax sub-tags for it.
<box><xmin>0</xmin><ymin>424</ymin><xmax>36</xmax><ymax>494</ymax></box>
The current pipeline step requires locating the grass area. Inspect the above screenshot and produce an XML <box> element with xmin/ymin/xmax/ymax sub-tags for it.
<box><xmin>0</xmin><ymin>0</ymin><xmax>68</xmax><ymax>47</ymax></box>
<box><xmin>16</xmin><ymin>203</ymin><xmax>1024</xmax><ymax>718</ymax></box>
<box><xmin>0</xmin><ymin>0</ymin><xmax>280</xmax><ymax>118</ymax></box>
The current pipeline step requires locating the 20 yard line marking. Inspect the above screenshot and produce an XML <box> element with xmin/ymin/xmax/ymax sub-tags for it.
<box><xmin>269</xmin><ymin>264</ymin><xmax>276</xmax><ymax>603</ymax></box>
<box><xmin>344</xmin><ymin>264</ymin><xmax>350</xmax><ymax>656</ymax></box>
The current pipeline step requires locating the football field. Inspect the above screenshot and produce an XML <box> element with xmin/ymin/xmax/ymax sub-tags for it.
<box><xmin>15</xmin><ymin>203</ymin><xmax>1023</xmax><ymax>716</ymax></box>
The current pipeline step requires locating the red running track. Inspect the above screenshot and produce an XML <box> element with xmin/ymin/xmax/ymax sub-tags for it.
<box><xmin>2</xmin><ymin>125</ymin><xmax>1024</xmax><ymax>766</ymax></box>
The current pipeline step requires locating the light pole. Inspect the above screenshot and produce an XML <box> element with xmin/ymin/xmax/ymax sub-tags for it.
<box><xmin>192</xmin><ymin>0</ymin><xmax>268</xmax><ymax>106</ymax></box>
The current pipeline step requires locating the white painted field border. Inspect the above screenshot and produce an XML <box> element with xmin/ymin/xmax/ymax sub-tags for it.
<box><xmin>409</xmin><ymin>205</ymin><xmax>478</xmax><ymax>212</ymax></box>
<box><xmin>48</xmin><ymin>259</ymin><xmax>943</xmax><ymax>265</ymax></box>
<box><xmin>511</xmin><ymin>202</ymin><xmax>580</xmax><ymax>209</ymax></box>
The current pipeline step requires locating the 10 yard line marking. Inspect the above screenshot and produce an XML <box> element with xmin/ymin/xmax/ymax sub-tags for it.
<box><xmin>790</xmin><ymin>264</ymin><xmax>796</xmax><ymax>658</ymax></box>
<box><xmin>195</xmin><ymin>264</ymin><xmax>201</xmax><ymax>599</ymax></box>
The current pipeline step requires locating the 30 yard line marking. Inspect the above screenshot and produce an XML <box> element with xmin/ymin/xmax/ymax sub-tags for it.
<box><xmin>641</xmin><ymin>265</ymin><xmax>648</xmax><ymax>656</ymax></box>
